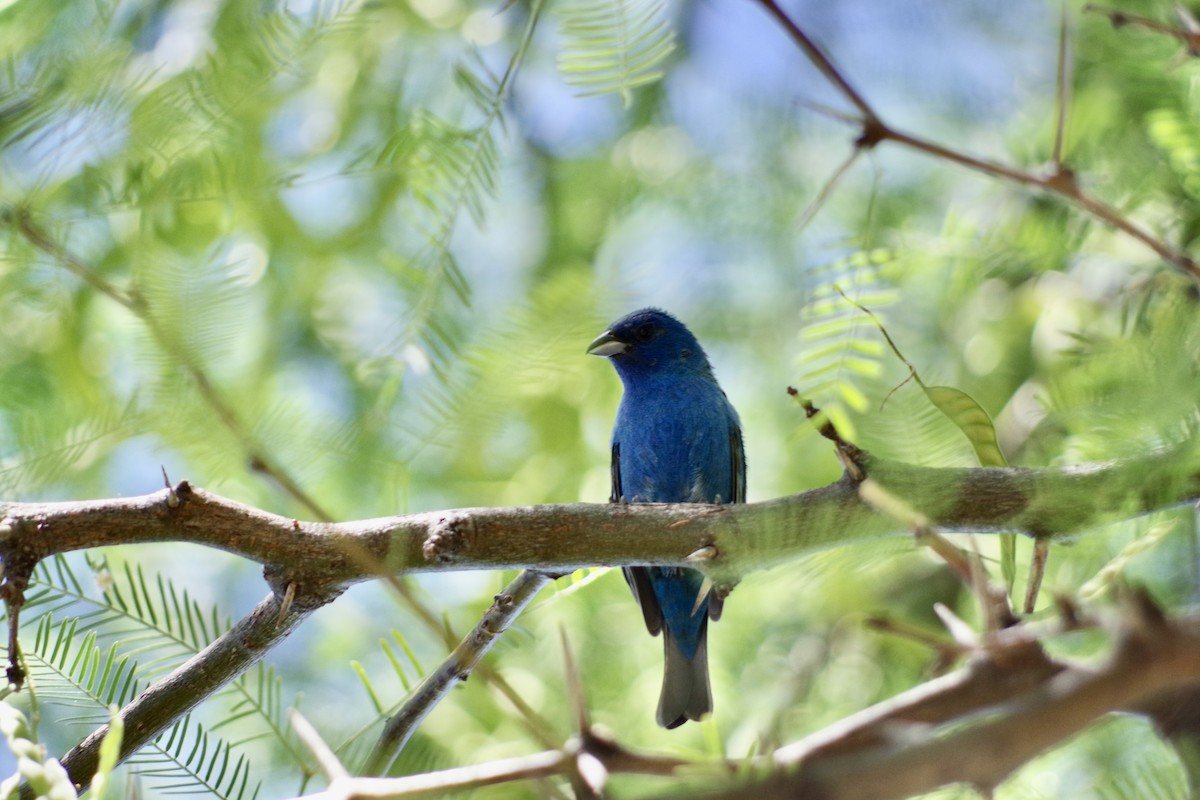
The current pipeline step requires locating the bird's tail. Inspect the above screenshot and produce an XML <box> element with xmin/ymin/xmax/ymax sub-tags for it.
<box><xmin>657</xmin><ymin>617</ymin><xmax>711</xmax><ymax>729</ymax></box>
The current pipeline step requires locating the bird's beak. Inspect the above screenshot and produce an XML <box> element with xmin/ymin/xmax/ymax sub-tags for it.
<box><xmin>587</xmin><ymin>330</ymin><xmax>627</xmax><ymax>357</ymax></box>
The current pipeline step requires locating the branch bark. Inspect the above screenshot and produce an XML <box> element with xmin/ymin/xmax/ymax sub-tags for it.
<box><xmin>276</xmin><ymin>600</ymin><xmax>1200</xmax><ymax>800</ymax></box>
<box><xmin>2</xmin><ymin>449</ymin><xmax>1196</xmax><ymax>586</ymax></box>
<box><xmin>733</xmin><ymin>601</ymin><xmax>1200</xmax><ymax>799</ymax></box>
<box><xmin>363</xmin><ymin>570</ymin><xmax>553</xmax><ymax>775</ymax></box>
<box><xmin>2</xmin><ymin>445</ymin><xmax>1196</xmax><ymax>792</ymax></box>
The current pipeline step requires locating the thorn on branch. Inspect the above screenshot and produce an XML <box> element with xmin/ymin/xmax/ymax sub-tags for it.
<box><xmin>277</xmin><ymin>582</ymin><xmax>297</xmax><ymax>629</ymax></box>
<box><xmin>161</xmin><ymin>466</ymin><xmax>178</xmax><ymax>508</ymax></box>
<box><xmin>1023</xmin><ymin>539</ymin><xmax>1050</xmax><ymax>613</ymax></box>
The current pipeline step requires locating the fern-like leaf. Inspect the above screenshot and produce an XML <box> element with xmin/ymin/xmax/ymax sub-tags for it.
<box><xmin>558</xmin><ymin>0</ymin><xmax>676</xmax><ymax>105</ymax></box>
<box><xmin>11</xmin><ymin>556</ymin><xmax>309</xmax><ymax>794</ymax></box>
<box><xmin>793</xmin><ymin>250</ymin><xmax>896</xmax><ymax>438</ymax></box>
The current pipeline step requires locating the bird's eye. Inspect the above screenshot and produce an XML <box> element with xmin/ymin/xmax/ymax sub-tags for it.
<box><xmin>634</xmin><ymin>323</ymin><xmax>656</xmax><ymax>342</ymax></box>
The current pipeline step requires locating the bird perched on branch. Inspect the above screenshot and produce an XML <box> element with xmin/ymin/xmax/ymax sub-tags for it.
<box><xmin>587</xmin><ymin>308</ymin><xmax>746</xmax><ymax>728</ymax></box>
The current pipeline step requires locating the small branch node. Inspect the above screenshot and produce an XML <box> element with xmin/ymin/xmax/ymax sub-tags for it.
<box><xmin>423</xmin><ymin>514</ymin><xmax>471</xmax><ymax>562</ymax></box>
<box><xmin>855</xmin><ymin>116</ymin><xmax>890</xmax><ymax>149</ymax></box>
<box><xmin>685</xmin><ymin>545</ymin><xmax>718</xmax><ymax>562</ymax></box>
<box><xmin>1045</xmin><ymin>164</ymin><xmax>1078</xmax><ymax>196</ymax></box>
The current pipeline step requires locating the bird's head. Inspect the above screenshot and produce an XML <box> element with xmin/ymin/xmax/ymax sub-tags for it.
<box><xmin>587</xmin><ymin>308</ymin><xmax>714</xmax><ymax>378</ymax></box>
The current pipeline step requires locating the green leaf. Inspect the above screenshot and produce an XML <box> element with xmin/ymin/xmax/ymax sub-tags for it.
<box><xmin>557</xmin><ymin>0</ymin><xmax>676</xmax><ymax>105</ymax></box>
<box><xmin>841</xmin><ymin>289</ymin><xmax>1016</xmax><ymax>589</ymax></box>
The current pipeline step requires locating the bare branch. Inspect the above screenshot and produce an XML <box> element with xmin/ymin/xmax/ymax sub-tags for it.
<box><xmin>280</xmin><ymin>602</ymin><xmax>1200</xmax><ymax>800</ymax></box>
<box><xmin>719</xmin><ymin>599</ymin><xmax>1200</xmax><ymax>799</ymax></box>
<box><xmin>754</xmin><ymin>2</ymin><xmax>1200</xmax><ymax>280</ymax></box>
<box><xmin>4</xmin><ymin>445</ymin><xmax>1195</xmax><ymax>791</ymax></box>
<box><xmin>293</xmin><ymin>726</ymin><xmax>701</xmax><ymax>800</ymax></box>
<box><xmin>363</xmin><ymin>570</ymin><xmax>553</xmax><ymax>775</ymax></box>
<box><xmin>1085</xmin><ymin>3</ymin><xmax>1200</xmax><ymax>56</ymax></box>
<box><xmin>1</xmin><ymin>447</ymin><xmax>1197</xmax><ymax>587</ymax></box>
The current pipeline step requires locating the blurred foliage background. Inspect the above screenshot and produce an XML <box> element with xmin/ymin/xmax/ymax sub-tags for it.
<box><xmin>1</xmin><ymin>0</ymin><xmax>1199</xmax><ymax>797</ymax></box>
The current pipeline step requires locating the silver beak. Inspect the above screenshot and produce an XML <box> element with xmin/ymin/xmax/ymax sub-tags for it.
<box><xmin>586</xmin><ymin>330</ymin><xmax>627</xmax><ymax>357</ymax></box>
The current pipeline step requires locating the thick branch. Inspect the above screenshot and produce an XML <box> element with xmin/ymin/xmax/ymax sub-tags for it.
<box><xmin>279</xmin><ymin>604</ymin><xmax>1200</xmax><ymax>800</ymax></box>
<box><xmin>735</xmin><ymin>611</ymin><xmax>1200</xmax><ymax>799</ymax></box>
<box><xmin>1</xmin><ymin>449</ymin><xmax>1196</xmax><ymax>586</ymax></box>
<box><xmin>3</xmin><ymin>449</ymin><xmax>1195</xmax><ymax>792</ymax></box>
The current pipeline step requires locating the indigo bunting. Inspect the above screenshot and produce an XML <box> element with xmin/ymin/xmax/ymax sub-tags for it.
<box><xmin>587</xmin><ymin>308</ymin><xmax>746</xmax><ymax>728</ymax></box>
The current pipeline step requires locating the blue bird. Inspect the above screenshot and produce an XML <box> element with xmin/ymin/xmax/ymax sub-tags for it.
<box><xmin>587</xmin><ymin>308</ymin><xmax>746</xmax><ymax>728</ymax></box>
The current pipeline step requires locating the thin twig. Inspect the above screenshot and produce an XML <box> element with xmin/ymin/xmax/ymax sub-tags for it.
<box><xmin>364</xmin><ymin>570</ymin><xmax>554</xmax><ymax>775</ymax></box>
<box><xmin>1085</xmin><ymin>3</ymin><xmax>1200</xmax><ymax>55</ymax></box>
<box><xmin>9</xmin><ymin>210</ymin><xmax>333</xmax><ymax>521</ymax></box>
<box><xmin>796</xmin><ymin>146</ymin><xmax>864</xmax><ymax>231</ymax></box>
<box><xmin>1053</xmin><ymin>3</ymin><xmax>1071</xmax><ymax>169</ymax></box>
<box><xmin>787</xmin><ymin>389</ymin><xmax>864</xmax><ymax>479</ymax></box>
<box><xmin>291</xmin><ymin>710</ymin><xmax>349</xmax><ymax>782</ymax></box>
<box><xmin>754</xmin><ymin>2</ymin><xmax>1200</xmax><ymax>281</ymax></box>
<box><xmin>755</xmin><ymin>0</ymin><xmax>879</xmax><ymax>125</ymax></box>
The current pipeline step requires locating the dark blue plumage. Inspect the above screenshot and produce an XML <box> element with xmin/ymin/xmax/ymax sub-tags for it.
<box><xmin>587</xmin><ymin>308</ymin><xmax>746</xmax><ymax>728</ymax></box>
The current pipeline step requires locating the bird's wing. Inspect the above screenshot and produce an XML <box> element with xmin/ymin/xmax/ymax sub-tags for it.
<box><xmin>609</xmin><ymin>442</ymin><xmax>623</xmax><ymax>503</ymax></box>
<box><xmin>729</xmin><ymin>421</ymin><xmax>746</xmax><ymax>504</ymax></box>
<box><xmin>708</xmin><ymin>420</ymin><xmax>745</xmax><ymax>623</ymax></box>
<box><xmin>623</xmin><ymin>566</ymin><xmax>664</xmax><ymax>636</ymax></box>
<box><xmin>612</xmin><ymin>442</ymin><xmax>665</xmax><ymax>636</ymax></box>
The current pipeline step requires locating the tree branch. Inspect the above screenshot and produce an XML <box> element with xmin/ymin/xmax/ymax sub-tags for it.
<box><xmin>735</xmin><ymin>597</ymin><xmax>1200</xmax><ymax>799</ymax></box>
<box><xmin>363</xmin><ymin>570</ymin><xmax>553</xmax><ymax>775</ymax></box>
<box><xmin>3</xmin><ymin>446</ymin><xmax>1197</xmax><ymax>791</ymax></box>
<box><xmin>279</xmin><ymin>599</ymin><xmax>1200</xmax><ymax>800</ymax></box>
<box><xmin>755</xmin><ymin>1</ymin><xmax>1200</xmax><ymax>280</ymax></box>
<box><xmin>1</xmin><ymin>449</ymin><xmax>1195</xmax><ymax>586</ymax></box>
